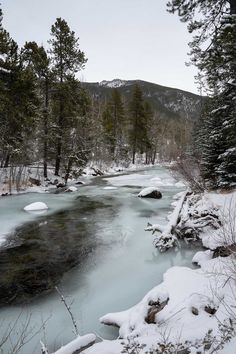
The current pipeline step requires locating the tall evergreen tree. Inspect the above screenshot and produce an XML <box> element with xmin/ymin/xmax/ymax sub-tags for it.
<box><xmin>22</xmin><ymin>42</ymin><xmax>52</xmax><ymax>177</ymax></box>
<box><xmin>48</xmin><ymin>18</ymin><xmax>87</xmax><ymax>175</ymax></box>
<box><xmin>0</xmin><ymin>12</ymin><xmax>38</xmax><ymax>167</ymax></box>
<box><xmin>129</xmin><ymin>84</ymin><xmax>149</xmax><ymax>164</ymax></box>
<box><xmin>102</xmin><ymin>88</ymin><xmax>125</xmax><ymax>156</ymax></box>
<box><xmin>143</xmin><ymin>101</ymin><xmax>154</xmax><ymax>164</ymax></box>
<box><xmin>168</xmin><ymin>0</ymin><xmax>236</xmax><ymax>188</ymax></box>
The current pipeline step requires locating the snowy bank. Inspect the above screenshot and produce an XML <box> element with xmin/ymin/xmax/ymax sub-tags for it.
<box><xmin>82</xmin><ymin>189</ymin><xmax>236</xmax><ymax>353</ymax></box>
<box><xmin>82</xmin><ymin>254</ymin><xmax>236</xmax><ymax>354</ymax></box>
<box><xmin>52</xmin><ymin>334</ymin><xmax>96</xmax><ymax>354</ymax></box>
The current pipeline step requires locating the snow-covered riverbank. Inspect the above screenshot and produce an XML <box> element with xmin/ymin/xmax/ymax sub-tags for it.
<box><xmin>0</xmin><ymin>161</ymin><xmax>170</xmax><ymax>197</ymax></box>
<box><xmin>81</xmin><ymin>189</ymin><xmax>236</xmax><ymax>354</ymax></box>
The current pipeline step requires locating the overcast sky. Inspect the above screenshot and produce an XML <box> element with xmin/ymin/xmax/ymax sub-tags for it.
<box><xmin>2</xmin><ymin>0</ymin><xmax>199</xmax><ymax>94</ymax></box>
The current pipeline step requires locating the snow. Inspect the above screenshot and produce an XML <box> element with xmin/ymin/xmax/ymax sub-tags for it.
<box><xmin>84</xmin><ymin>256</ymin><xmax>236</xmax><ymax>354</ymax></box>
<box><xmin>138</xmin><ymin>186</ymin><xmax>160</xmax><ymax>197</ymax></box>
<box><xmin>100</xmin><ymin>285</ymin><xmax>169</xmax><ymax>338</ymax></box>
<box><xmin>175</xmin><ymin>181</ymin><xmax>185</xmax><ymax>187</ymax></box>
<box><xmin>104</xmin><ymin>170</ymin><xmax>178</xmax><ymax>188</ymax></box>
<box><xmin>198</xmin><ymin>190</ymin><xmax>236</xmax><ymax>250</ymax></box>
<box><xmin>23</xmin><ymin>201</ymin><xmax>48</xmax><ymax>211</ymax></box>
<box><xmin>99</xmin><ymin>79</ymin><xmax>127</xmax><ymax>88</ymax></box>
<box><xmin>52</xmin><ymin>334</ymin><xmax>96</xmax><ymax>354</ymax></box>
<box><xmin>66</xmin><ymin>186</ymin><xmax>78</xmax><ymax>192</ymax></box>
<box><xmin>192</xmin><ymin>250</ymin><xmax>213</xmax><ymax>266</ymax></box>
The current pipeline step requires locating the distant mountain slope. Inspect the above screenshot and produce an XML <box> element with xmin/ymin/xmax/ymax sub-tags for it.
<box><xmin>83</xmin><ymin>79</ymin><xmax>203</xmax><ymax>121</ymax></box>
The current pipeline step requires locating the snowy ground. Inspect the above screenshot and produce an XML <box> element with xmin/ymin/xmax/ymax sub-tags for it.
<box><xmin>0</xmin><ymin>161</ymin><xmax>165</xmax><ymax>197</ymax></box>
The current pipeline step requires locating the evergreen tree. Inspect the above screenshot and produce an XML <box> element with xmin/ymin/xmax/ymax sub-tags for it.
<box><xmin>168</xmin><ymin>0</ymin><xmax>236</xmax><ymax>188</ymax></box>
<box><xmin>143</xmin><ymin>101</ymin><xmax>153</xmax><ymax>164</ymax></box>
<box><xmin>48</xmin><ymin>18</ymin><xmax>87</xmax><ymax>175</ymax></box>
<box><xmin>0</xmin><ymin>12</ymin><xmax>38</xmax><ymax>167</ymax></box>
<box><xmin>102</xmin><ymin>88</ymin><xmax>125</xmax><ymax>157</ymax></box>
<box><xmin>22</xmin><ymin>41</ymin><xmax>52</xmax><ymax>178</ymax></box>
<box><xmin>128</xmin><ymin>84</ymin><xmax>150</xmax><ymax>164</ymax></box>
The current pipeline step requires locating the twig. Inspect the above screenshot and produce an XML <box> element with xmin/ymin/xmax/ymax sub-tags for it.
<box><xmin>55</xmin><ymin>287</ymin><xmax>79</xmax><ymax>336</ymax></box>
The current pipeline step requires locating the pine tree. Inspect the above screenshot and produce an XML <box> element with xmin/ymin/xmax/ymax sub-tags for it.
<box><xmin>22</xmin><ymin>41</ymin><xmax>52</xmax><ymax>178</ymax></box>
<box><xmin>48</xmin><ymin>18</ymin><xmax>87</xmax><ymax>176</ymax></box>
<box><xmin>143</xmin><ymin>101</ymin><xmax>154</xmax><ymax>164</ymax></box>
<box><xmin>102</xmin><ymin>88</ymin><xmax>125</xmax><ymax>157</ymax></box>
<box><xmin>0</xmin><ymin>12</ymin><xmax>38</xmax><ymax>167</ymax></box>
<box><xmin>168</xmin><ymin>0</ymin><xmax>236</xmax><ymax>188</ymax></box>
<box><xmin>128</xmin><ymin>84</ymin><xmax>149</xmax><ymax>164</ymax></box>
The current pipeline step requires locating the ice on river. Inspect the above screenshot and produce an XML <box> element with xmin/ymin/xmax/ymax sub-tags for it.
<box><xmin>0</xmin><ymin>192</ymin><xmax>77</xmax><ymax>245</ymax></box>
<box><xmin>104</xmin><ymin>167</ymin><xmax>182</xmax><ymax>188</ymax></box>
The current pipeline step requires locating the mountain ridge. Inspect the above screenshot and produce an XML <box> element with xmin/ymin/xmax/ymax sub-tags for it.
<box><xmin>82</xmin><ymin>78</ymin><xmax>203</xmax><ymax>122</ymax></box>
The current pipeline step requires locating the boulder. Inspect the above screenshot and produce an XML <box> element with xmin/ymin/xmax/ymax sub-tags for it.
<box><xmin>145</xmin><ymin>298</ymin><xmax>169</xmax><ymax>324</ymax></box>
<box><xmin>56</xmin><ymin>182</ymin><xmax>66</xmax><ymax>188</ymax></box>
<box><xmin>204</xmin><ymin>306</ymin><xmax>217</xmax><ymax>315</ymax></box>
<box><xmin>24</xmin><ymin>202</ymin><xmax>48</xmax><ymax>211</ymax></box>
<box><xmin>29</xmin><ymin>177</ymin><xmax>41</xmax><ymax>186</ymax></box>
<box><xmin>191</xmin><ymin>306</ymin><xmax>199</xmax><ymax>316</ymax></box>
<box><xmin>138</xmin><ymin>187</ymin><xmax>162</xmax><ymax>199</ymax></box>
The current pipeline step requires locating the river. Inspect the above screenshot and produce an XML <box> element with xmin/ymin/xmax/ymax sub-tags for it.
<box><xmin>0</xmin><ymin>166</ymin><xmax>200</xmax><ymax>354</ymax></box>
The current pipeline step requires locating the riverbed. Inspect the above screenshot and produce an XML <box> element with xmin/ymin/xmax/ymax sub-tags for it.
<box><xmin>0</xmin><ymin>166</ymin><xmax>201</xmax><ymax>354</ymax></box>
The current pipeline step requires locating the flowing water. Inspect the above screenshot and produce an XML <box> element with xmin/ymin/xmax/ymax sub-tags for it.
<box><xmin>0</xmin><ymin>166</ymin><xmax>200</xmax><ymax>354</ymax></box>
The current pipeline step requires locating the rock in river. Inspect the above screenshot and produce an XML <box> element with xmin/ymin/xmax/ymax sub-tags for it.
<box><xmin>138</xmin><ymin>187</ymin><xmax>162</xmax><ymax>199</ymax></box>
<box><xmin>24</xmin><ymin>202</ymin><xmax>48</xmax><ymax>212</ymax></box>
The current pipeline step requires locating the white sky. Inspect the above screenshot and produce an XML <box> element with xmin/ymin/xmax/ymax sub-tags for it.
<box><xmin>1</xmin><ymin>0</ymin><xmax>199</xmax><ymax>94</ymax></box>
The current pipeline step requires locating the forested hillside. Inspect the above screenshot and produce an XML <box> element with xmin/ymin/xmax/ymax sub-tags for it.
<box><xmin>0</xmin><ymin>7</ymin><xmax>203</xmax><ymax>193</ymax></box>
<box><xmin>84</xmin><ymin>78</ymin><xmax>203</xmax><ymax>122</ymax></box>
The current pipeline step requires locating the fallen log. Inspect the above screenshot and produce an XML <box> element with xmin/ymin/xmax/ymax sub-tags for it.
<box><xmin>146</xmin><ymin>191</ymin><xmax>189</xmax><ymax>251</ymax></box>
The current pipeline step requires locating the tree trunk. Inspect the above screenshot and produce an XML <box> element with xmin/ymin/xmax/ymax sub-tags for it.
<box><xmin>55</xmin><ymin>135</ymin><xmax>62</xmax><ymax>176</ymax></box>
<box><xmin>55</xmin><ymin>85</ymin><xmax>63</xmax><ymax>176</ymax></box>
<box><xmin>145</xmin><ymin>151</ymin><xmax>148</xmax><ymax>164</ymax></box>
<box><xmin>65</xmin><ymin>157</ymin><xmax>73</xmax><ymax>185</ymax></box>
<box><xmin>4</xmin><ymin>153</ymin><xmax>10</xmax><ymax>168</ymax></box>
<box><xmin>43</xmin><ymin>78</ymin><xmax>49</xmax><ymax>179</ymax></box>
<box><xmin>55</xmin><ymin>42</ymin><xmax>64</xmax><ymax>177</ymax></box>
<box><xmin>132</xmin><ymin>150</ymin><xmax>135</xmax><ymax>164</ymax></box>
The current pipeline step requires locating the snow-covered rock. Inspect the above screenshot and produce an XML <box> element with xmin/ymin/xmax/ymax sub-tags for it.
<box><xmin>66</xmin><ymin>186</ymin><xmax>78</xmax><ymax>192</ymax></box>
<box><xmin>138</xmin><ymin>187</ymin><xmax>162</xmax><ymax>199</ymax></box>
<box><xmin>192</xmin><ymin>250</ymin><xmax>213</xmax><ymax>266</ymax></box>
<box><xmin>23</xmin><ymin>202</ymin><xmax>48</xmax><ymax>211</ymax></box>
